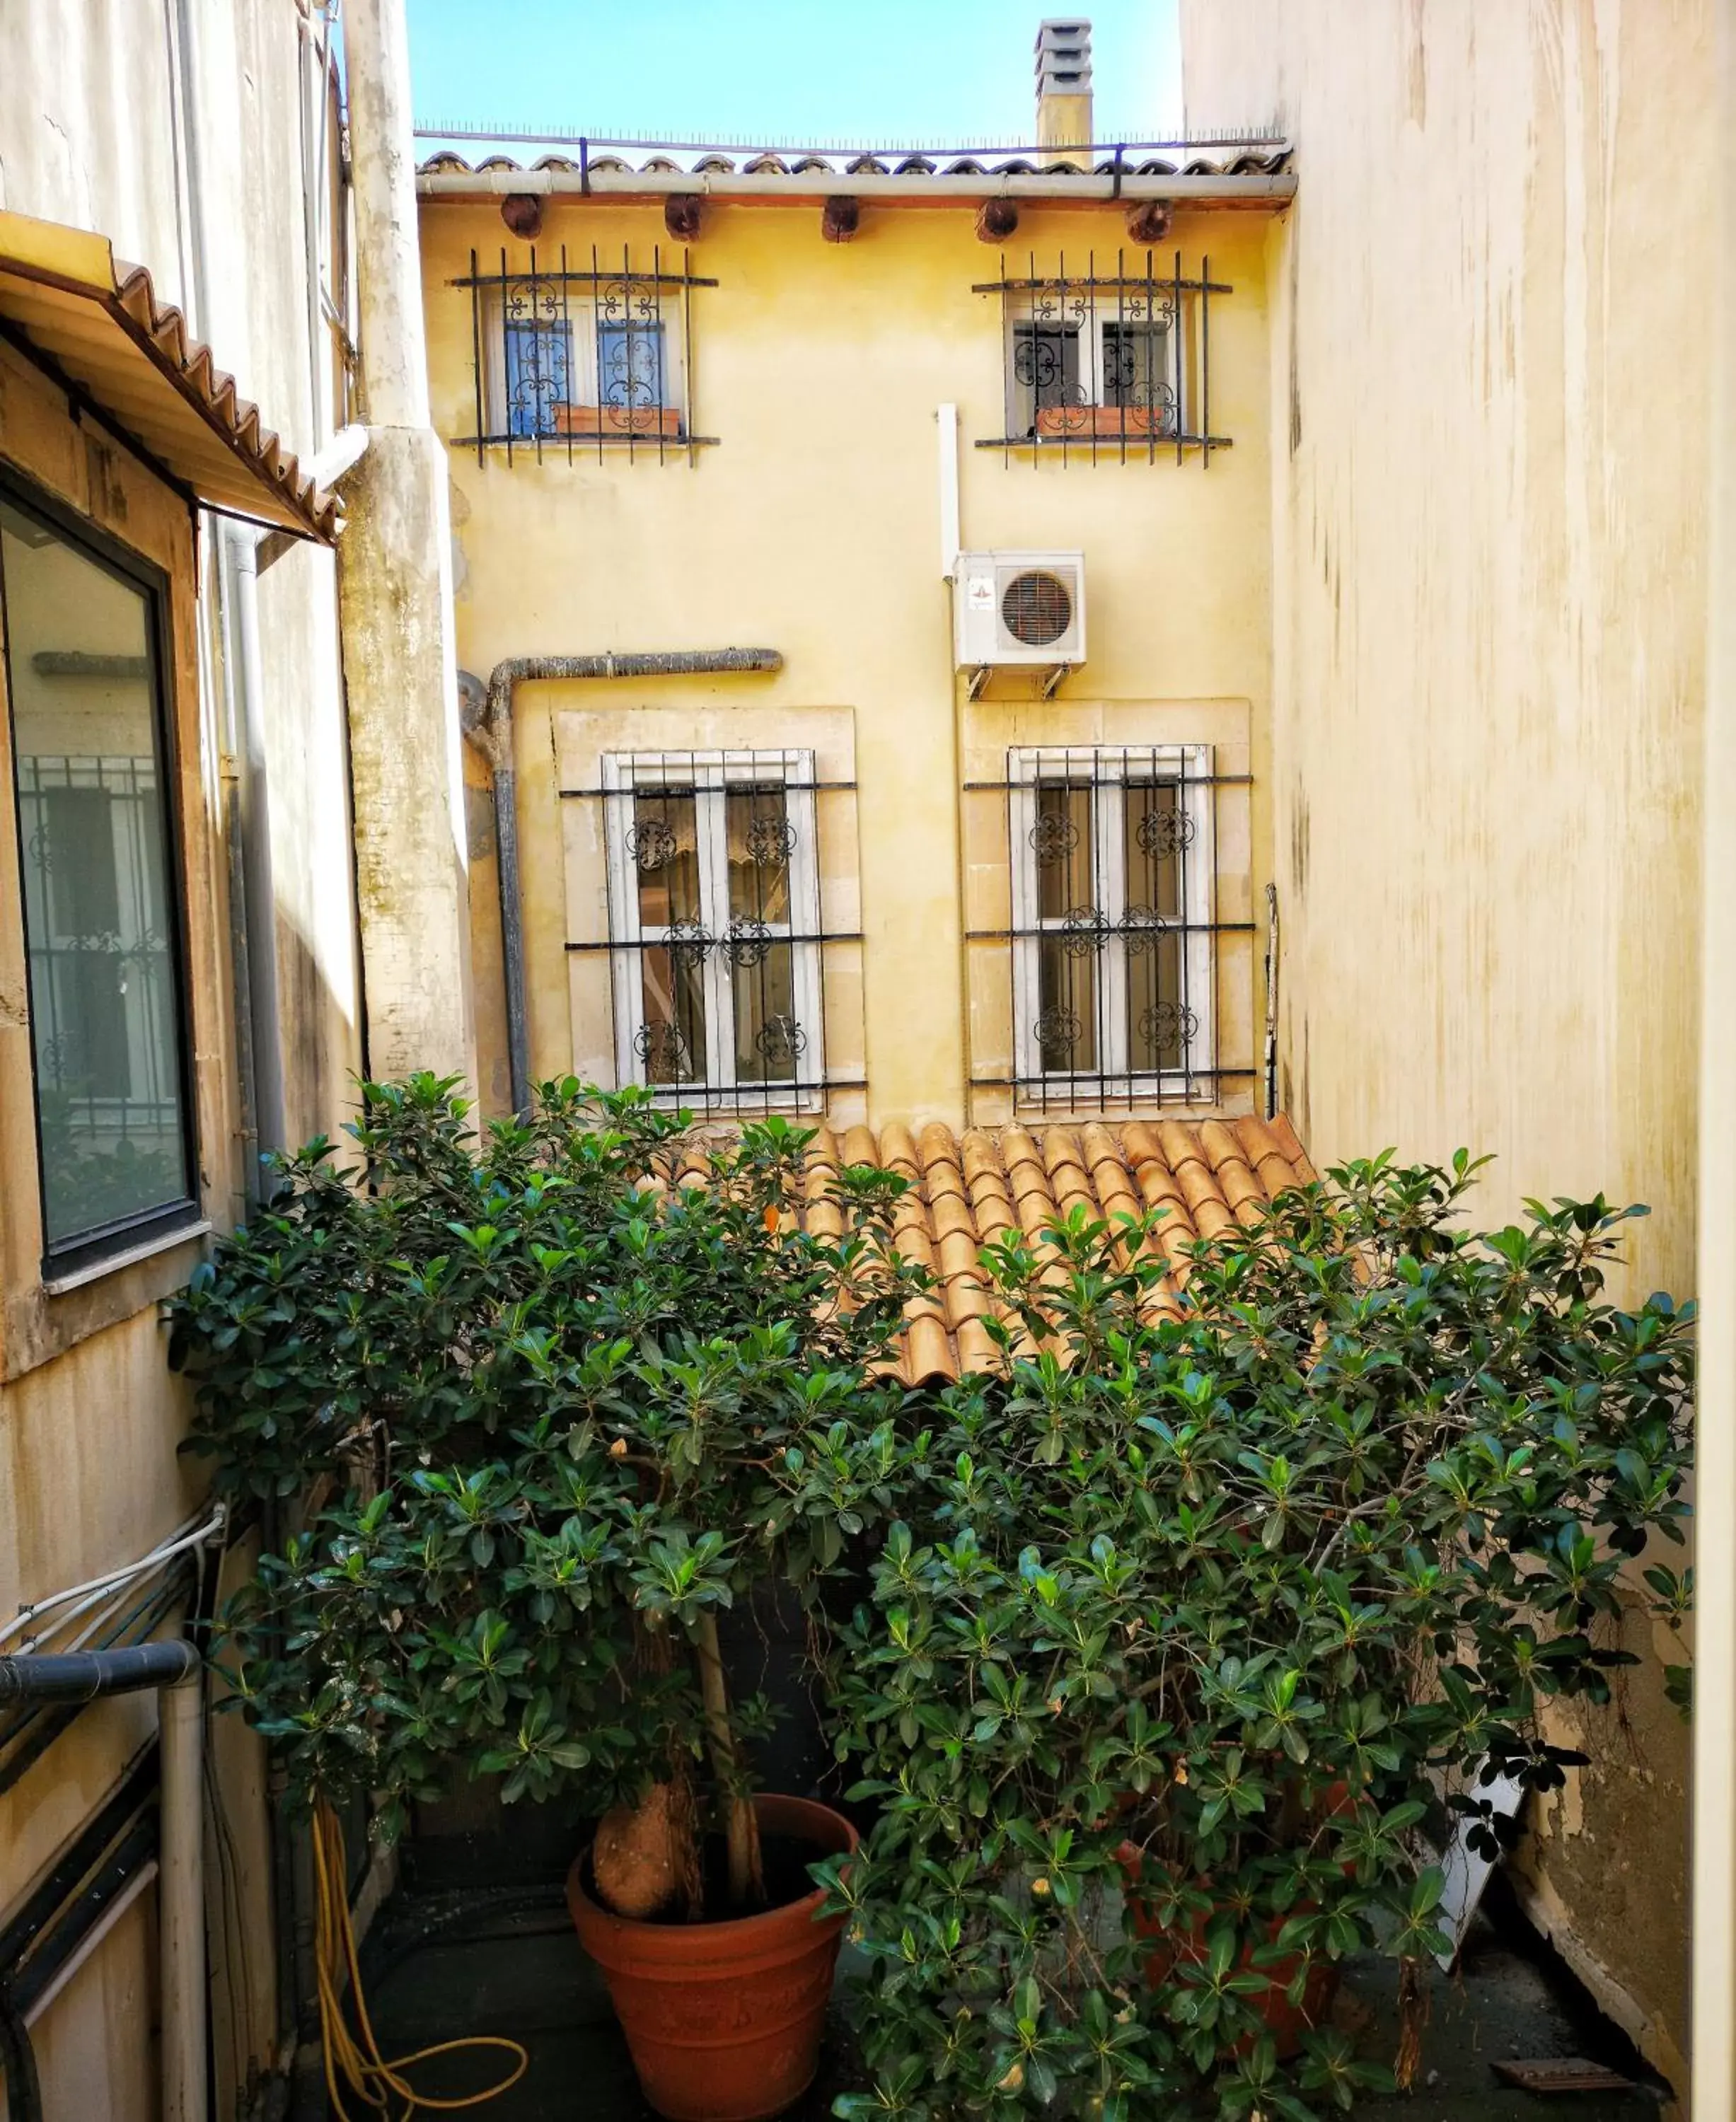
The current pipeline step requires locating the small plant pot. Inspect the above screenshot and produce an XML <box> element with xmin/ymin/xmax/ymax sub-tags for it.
<box><xmin>567</xmin><ymin>1793</ymin><xmax>857</xmax><ymax>2121</ymax></box>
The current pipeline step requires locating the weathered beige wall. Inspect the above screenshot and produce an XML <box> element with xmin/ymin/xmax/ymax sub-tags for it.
<box><xmin>0</xmin><ymin>0</ymin><xmax>362</xmax><ymax>1151</ymax></box>
<box><xmin>0</xmin><ymin>4</ymin><xmax>364</xmax><ymax>2116</ymax></box>
<box><xmin>1181</xmin><ymin>0</ymin><xmax>1709</xmax><ymax>2094</ymax></box>
<box><xmin>421</xmin><ymin>195</ymin><xmax>1278</xmax><ymax>1131</ymax></box>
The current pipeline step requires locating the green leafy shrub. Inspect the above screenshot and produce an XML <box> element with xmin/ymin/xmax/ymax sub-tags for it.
<box><xmin>167</xmin><ymin>1072</ymin><xmax>913</xmax><ymax>1901</ymax></box>
<box><xmin>816</xmin><ymin>1155</ymin><xmax>1693</xmax><ymax>2120</ymax></box>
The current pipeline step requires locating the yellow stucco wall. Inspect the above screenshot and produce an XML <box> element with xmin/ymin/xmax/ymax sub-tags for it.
<box><xmin>420</xmin><ymin>195</ymin><xmax>1278</xmax><ymax>1130</ymax></box>
<box><xmin>1181</xmin><ymin>0</ymin><xmax>1708</xmax><ymax>2095</ymax></box>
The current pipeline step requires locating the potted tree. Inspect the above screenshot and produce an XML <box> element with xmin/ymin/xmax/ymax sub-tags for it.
<box><xmin>167</xmin><ymin>1074</ymin><xmax>917</xmax><ymax>2122</ymax></box>
<box><xmin>817</xmin><ymin>1155</ymin><xmax>1694</xmax><ymax>2120</ymax></box>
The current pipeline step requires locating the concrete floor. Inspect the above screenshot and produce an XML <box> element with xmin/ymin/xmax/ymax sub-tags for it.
<box><xmin>1340</xmin><ymin>1915</ymin><xmax>1665</xmax><ymax>2122</ymax></box>
<box><xmin>349</xmin><ymin>1867</ymin><xmax>1668</xmax><ymax>2121</ymax></box>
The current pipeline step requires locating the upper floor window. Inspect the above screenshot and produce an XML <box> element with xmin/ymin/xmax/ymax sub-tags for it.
<box><xmin>977</xmin><ymin>251</ymin><xmax>1232</xmax><ymax>463</ymax></box>
<box><xmin>1012</xmin><ymin>299</ymin><xmax>1179</xmax><ymax>438</ymax></box>
<box><xmin>602</xmin><ymin>752</ymin><xmax>824</xmax><ymax>1109</ymax></box>
<box><xmin>1009</xmin><ymin>746</ymin><xmax>1214</xmax><ymax>1099</ymax></box>
<box><xmin>456</xmin><ymin>247</ymin><xmax>717</xmax><ymax>463</ymax></box>
<box><xmin>0</xmin><ymin>486</ymin><xmax>197</xmax><ymax>1272</ymax></box>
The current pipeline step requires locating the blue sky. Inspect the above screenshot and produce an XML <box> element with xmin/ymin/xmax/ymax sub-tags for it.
<box><xmin>405</xmin><ymin>1</ymin><xmax>1184</xmax><ymax>153</ymax></box>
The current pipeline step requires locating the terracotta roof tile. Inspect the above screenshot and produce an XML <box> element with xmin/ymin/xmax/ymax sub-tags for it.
<box><xmin>415</xmin><ymin>143</ymin><xmax>1293</xmax><ymax>197</ymax></box>
<box><xmin>772</xmin><ymin>1116</ymin><xmax>1314</xmax><ymax>1384</ymax></box>
<box><xmin>0</xmin><ymin>215</ymin><xmax>338</xmax><ymax>540</ymax></box>
<box><xmin>416</xmin><ymin>145</ymin><xmax>1293</xmax><ymax>182</ymax></box>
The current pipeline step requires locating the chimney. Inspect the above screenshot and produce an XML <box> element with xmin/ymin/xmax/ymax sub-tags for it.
<box><xmin>1035</xmin><ymin>18</ymin><xmax>1093</xmax><ymax>169</ymax></box>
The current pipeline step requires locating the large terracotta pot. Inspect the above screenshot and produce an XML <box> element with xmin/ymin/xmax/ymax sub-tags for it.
<box><xmin>1117</xmin><ymin>1842</ymin><xmax>1342</xmax><ymax>2059</ymax></box>
<box><xmin>1118</xmin><ymin>1868</ymin><xmax>1338</xmax><ymax>2057</ymax></box>
<box><xmin>568</xmin><ymin>1793</ymin><xmax>856</xmax><ymax>2121</ymax></box>
<box><xmin>1117</xmin><ymin>1780</ymin><xmax>1356</xmax><ymax>2056</ymax></box>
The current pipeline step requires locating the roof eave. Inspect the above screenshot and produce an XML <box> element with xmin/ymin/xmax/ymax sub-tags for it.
<box><xmin>415</xmin><ymin>168</ymin><xmax>1296</xmax><ymax>209</ymax></box>
<box><xmin>0</xmin><ymin>210</ymin><xmax>339</xmax><ymax>543</ymax></box>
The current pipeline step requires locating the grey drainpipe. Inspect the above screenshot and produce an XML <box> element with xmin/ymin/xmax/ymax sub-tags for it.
<box><xmin>459</xmin><ymin>649</ymin><xmax>784</xmax><ymax>1121</ymax></box>
<box><xmin>0</xmin><ymin>1641</ymin><xmax>199</xmax><ymax>1702</ymax></box>
<box><xmin>0</xmin><ymin>1639</ymin><xmax>206</xmax><ymax>2122</ymax></box>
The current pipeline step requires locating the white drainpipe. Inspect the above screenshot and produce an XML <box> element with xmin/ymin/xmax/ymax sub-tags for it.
<box><xmin>937</xmin><ymin>402</ymin><xmax>961</xmax><ymax>580</ymax></box>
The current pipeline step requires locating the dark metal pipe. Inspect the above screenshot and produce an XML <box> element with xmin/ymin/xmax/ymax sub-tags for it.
<box><xmin>0</xmin><ymin>1641</ymin><xmax>199</xmax><ymax>1705</ymax></box>
<box><xmin>460</xmin><ymin>649</ymin><xmax>784</xmax><ymax>1122</ymax></box>
<box><xmin>487</xmin><ymin>649</ymin><xmax>782</xmax><ymax>698</ymax></box>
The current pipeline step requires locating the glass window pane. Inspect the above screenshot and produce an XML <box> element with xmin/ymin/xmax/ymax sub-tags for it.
<box><xmin>1128</xmin><ymin>930</ymin><xmax>1186</xmax><ymax>1074</ymax></box>
<box><xmin>1012</xmin><ymin>323</ymin><xmax>1082</xmax><ymax>429</ymax></box>
<box><xmin>502</xmin><ymin>285</ymin><xmax>571</xmax><ymax>440</ymax></box>
<box><xmin>598</xmin><ymin>320</ymin><xmax>667</xmax><ymax>417</ymax></box>
<box><xmin>731</xmin><ymin>940</ymin><xmax>799</xmax><ymax>1082</ymax></box>
<box><xmin>1036</xmin><ymin>934</ymin><xmax>1097</xmax><ymax>1074</ymax></box>
<box><xmin>1033</xmin><ymin>782</ymin><xmax>1093</xmax><ymax>921</ymax></box>
<box><xmin>638</xmin><ymin>943</ymin><xmax>706</xmax><ymax>1085</ymax></box>
<box><xmin>1124</xmin><ymin>780</ymin><xmax>1184</xmax><ymax>920</ymax></box>
<box><xmin>630</xmin><ymin>788</ymin><xmax>700</xmax><ymax>927</ymax></box>
<box><xmin>1103</xmin><ymin>322</ymin><xmax>1176</xmax><ymax>431</ymax></box>
<box><xmin>1</xmin><ymin>497</ymin><xmax>192</xmax><ymax>1252</ymax></box>
<box><xmin>726</xmin><ymin>787</ymin><xmax>792</xmax><ymax>924</ymax></box>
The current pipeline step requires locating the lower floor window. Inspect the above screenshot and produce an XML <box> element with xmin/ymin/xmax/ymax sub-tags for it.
<box><xmin>1</xmin><ymin>487</ymin><xmax>196</xmax><ymax>1266</ymax></box>
<box><xmin>603</xmin><ymin>751</ymin><xmax>823</xmax><ymax>1106</ymax></box>
<box><xmin>1009</xmin><ymin>745</ymin><xmax>1214</xmax><ymax>1096</ymax></box>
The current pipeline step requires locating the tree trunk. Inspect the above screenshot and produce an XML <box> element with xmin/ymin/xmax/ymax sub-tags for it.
<box><xmin>695</xmin><ymin>1611</ymin><xmax>763</xmax><ymax>1910</ymax></box>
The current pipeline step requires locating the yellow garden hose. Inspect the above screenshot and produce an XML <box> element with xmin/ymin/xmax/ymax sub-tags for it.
<box><xmin>311</xmin><ymin>1799</ymin><xmax>529</xmax><ymax>2119</ymax></box>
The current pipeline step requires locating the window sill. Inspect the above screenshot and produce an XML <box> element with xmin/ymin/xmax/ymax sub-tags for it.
<box><xmin>1035</xmin><ymin>407</ymin><xmax>1179</xmax><ymax>439</ymax></box>
<box><xmin>636</xmin><ymin>1088</ymin><xmax>831</xmax><ymax>1120</ymax></box>
<box><xmin>453</xmin><ymin>431</ymin><xmax>719</xmax><ymax>454</ymax></box>
<box><xmin>974</xmin><ymin>430</ymin><xmax>1232</xmax><ymax>455</ymax></box>
<box><xmin>2</xmin><ymin>1215</ymin><xmax>215</xmax><ymax>1382</ymax></box>
<box><xmin>42</xmin><ymin>1217</ymin><xmax>213</xmax><ymax>1298</ymax></box>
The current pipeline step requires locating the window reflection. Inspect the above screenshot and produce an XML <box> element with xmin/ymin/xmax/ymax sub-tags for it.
<box><xmin>1</xmin><ymin>495</ymin><xmax>193</xmax><ymax>1255</ymax></box>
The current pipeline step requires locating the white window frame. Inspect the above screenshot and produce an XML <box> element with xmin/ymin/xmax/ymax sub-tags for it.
<box><xmin>1009</xmin><ymin>746</ymin><xmax>1215</xmax><ymax>1101</ymax></box>
<box><xmin>484</xmin><ymin>280</ymin><xmax>686</xmax><ymax>439</ymax></box>
<box><xmin>602</xmin><ymin>750</ymin><xmax>823</xmax><ymax>1111</ymax></box>
<box><xmin>1005</xmin><ymin>284</ymin><xmax>1185</xmax><ymax>435</ymax></box>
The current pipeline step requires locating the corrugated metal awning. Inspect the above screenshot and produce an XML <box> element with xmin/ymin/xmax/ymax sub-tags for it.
<box><xmin>0</xmin><ymin>211</ymin><xmax>338</xmax><ymax>542</ymax></box>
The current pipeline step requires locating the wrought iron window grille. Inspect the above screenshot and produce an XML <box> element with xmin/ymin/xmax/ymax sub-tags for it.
<box><xmin>964</xmin><ymin>746</ymin><xmax>1256</xmax><ymax>1115</ymax></box>
<box><xmin>975</xmin><ymin>249</ymin><xmax>1232</xmax><ymax>465</ymax></box>
<box><xmin>453</xmin><ymin>243</ymin><xmax>718</xmax><ymax>464</ymax></box>
<box><xmin>574</xmin><ymin>750</ymin><xmax>862</xmax><ymax>1116</ymax></box>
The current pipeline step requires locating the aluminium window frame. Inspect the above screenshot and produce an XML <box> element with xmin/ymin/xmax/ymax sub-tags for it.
<box><xmin>0</xmin><ymin>466</ymin><xmax>202</xmax><ymax>1280</ymax></box>
<box><xmin>601</xmin><ymin>749</ymin><xmax>824</xmax><ymax>1112</ymax></box>
<box><xmin>1008</xmin><ymin>744</ymin><xmax>1215</xmax><ymax>1103</ymax></box>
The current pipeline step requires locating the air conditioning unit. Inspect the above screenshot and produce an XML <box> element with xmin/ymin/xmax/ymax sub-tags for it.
<box><xmin>952</xmin><ymin>550</ymin><xmax>1087</xmax><ymax>670</ymax></box>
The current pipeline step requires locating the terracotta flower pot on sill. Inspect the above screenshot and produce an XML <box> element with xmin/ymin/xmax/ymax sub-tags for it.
<box><xmin>567</xmin><ymin>1792</ymin><xmax>857</xmax><ymax>2122</ymax></box>
<box><xmin>551</xmin><ymin>402</ymin><xmax>684</xmax><ymax>439</ymax></box>
<box><xmin>1034</xmin><ymin>405</ymin><xmax>1177</xmax><ymax>439</ymax></box>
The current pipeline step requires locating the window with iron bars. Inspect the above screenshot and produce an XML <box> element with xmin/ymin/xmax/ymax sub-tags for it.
<box><xmin>976</xmin><ymin>251</ymin><xmax>1232</xmax><ymax>463</ymax></box>
<box><xmin>453</xmin><ymin>245</ymin><xmax>717</xmax><ymax>462</ymax></box>
<box><xmin>1009</xmin><ymin>746</ymin><xmax>1215</xmax><ymax>1099</ymax></box>
<box><xmin>601</xmin><ymin>753</ymin><xmax>826</xmax><ymax>1108</ymax></box>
